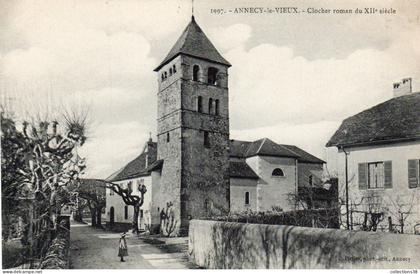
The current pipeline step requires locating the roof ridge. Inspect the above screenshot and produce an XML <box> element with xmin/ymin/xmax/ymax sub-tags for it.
<box><xmin>256</xmin><ymin>138</ymin><xmax>268</xmax><ymax>154</ymax></box>
<box><xmin>154</xmin><ymin>17</ymin><xmax>231</xmax><ymax>71</ymax></box>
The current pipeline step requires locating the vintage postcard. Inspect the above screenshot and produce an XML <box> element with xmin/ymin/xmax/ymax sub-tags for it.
<box><xmin>1</xmin><ymin>0</ymin><xmax>419</xmax><ymax>271</ymax></box>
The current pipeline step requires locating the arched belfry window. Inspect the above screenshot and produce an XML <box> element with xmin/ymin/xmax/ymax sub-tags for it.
<box><xmin>197</xmin><ymin>96</ymin><xmax>203</xmax><ymax>113</ymax></box>
<box><xmin>208</xmin><ymin>98</ymin><xmax>213</xmax><ymax>114</ymax></box>
<box><xmin>272</xmin><ymin>168</ymin><xmax>284</xmax><ymax>177</ymax></box>
<box><xmin>193</xmin><ymin>65</ymin><xmax>200</xmax><ymax>81</ymax></box>
<box><xmin>207</xmin><ymin>67</ymin><xmax>219</xmax><ymax>85</ymax></box>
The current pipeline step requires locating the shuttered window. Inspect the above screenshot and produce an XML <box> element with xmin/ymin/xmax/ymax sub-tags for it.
<box><xmin>408</xmin><ymin>159</ymin><xmax>419</xmax><ymax>188</ymax></box>
<box><xmin>359</xmin><ymin>161</ymin><xmax>392</xmax><ymax>189</ymax></box>
<box><xmin>384</xmin><ymin>161</ymin><xmax>392</xmax><ymax>188</ymax></box>
<box><xmin>358</xmin><ymin>163</ymin><xmax>368</xmax><ymax>190</ymax></box>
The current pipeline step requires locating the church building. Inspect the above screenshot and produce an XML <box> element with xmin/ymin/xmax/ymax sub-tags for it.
<box><xmin>105</xmin><ymin>16</ymin><xmax>326</xmax><ymax>235</ymax></box>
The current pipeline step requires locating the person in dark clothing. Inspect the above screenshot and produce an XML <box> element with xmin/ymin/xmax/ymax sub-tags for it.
<box><xmin>118</xmin><ymin>232</ymin><xmax>128</xmax><ymax>262</ymax></box>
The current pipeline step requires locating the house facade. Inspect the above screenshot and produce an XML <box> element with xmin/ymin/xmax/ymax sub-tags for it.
<box><xmin>104</xmin><ymin>16</ymin><xmax>329</xmax><ymax>234</ymax></box>
<box><xmin>326</xmin><ymin>78</ymin><xmax>420</xmax><ymax>234</ymax></box>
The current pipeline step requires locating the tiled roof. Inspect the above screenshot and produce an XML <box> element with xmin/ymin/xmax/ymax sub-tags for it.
<box><xmin>229</xmin><ymin>138</ymin><xmax>323</xmax><ymax>163</ymax></box>
<box><xmin>283</xmin><ymin>145</ymin><xmax>325</xmax><ymax>164</ymax></box>
<box><xmin>229</xmin><ymin>140</ymin><xmax>252</xmax><ymax>158</ymax></box>
<box><xmin>229</xmin><ymin>161</ymin><xmax>259</xmax><ymax>179</ymax></box>
<box><xmin>77</xmin><ymin>178</ymin><xmax>106</xmax><ymax>194</ymax></box>
<box><xmin>147</xmin><ymin>159</ymin><xmax>164</xmax><ymax>172</ymax></box>
<box><xmin>326</xmin><ymin>92</ymin><xmax>420</xmax><ymax>147</ymax></box>
<box><xmin>107</xmin><ymin>142</ymin><xmax>158</xmax><ymax>182</ymax></box>
<box><xmin>246</xmin><ymin>138</ymin><xmax>300</xmax><ymax>158</ymax></box>
<box><xmin>154</xmin><ymin>16</ymin><xmax>231</xmax><ymax>71</ymax></box>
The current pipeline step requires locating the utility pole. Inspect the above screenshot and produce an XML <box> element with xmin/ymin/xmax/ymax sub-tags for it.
<box><xmin>342</xmin><ymin>147</ymin><xmax>350</xmax><ymax>230</ymax></box>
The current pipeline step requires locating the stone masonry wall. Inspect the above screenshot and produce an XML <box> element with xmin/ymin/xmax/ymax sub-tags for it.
<box><xmin>156</xmin><ymin>53</ymin><xmax>231</xmax><ymax>235</ymax></box>
<box><xmin>189</xmin><ymin>220</ymin><xmax>420</xmax><ymax>269</ymax></box>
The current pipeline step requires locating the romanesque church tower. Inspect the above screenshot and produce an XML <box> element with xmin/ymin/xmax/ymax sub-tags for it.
<box><xmin>154</xmin><ymin>16</ymin><xmax>231</xmax><ymax>234</ymax></box>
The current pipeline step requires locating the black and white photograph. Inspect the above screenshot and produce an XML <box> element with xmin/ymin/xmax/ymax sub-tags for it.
<box><xmin>1</xmin><ymin>0</ymin><xmax>419</xmax><ymax>271</ymax></box>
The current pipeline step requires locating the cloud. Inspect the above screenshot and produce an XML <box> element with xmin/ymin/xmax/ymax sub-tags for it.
<box><xmin>208</xmin><ymin>23</ymin><xmax>252</xmax><ymax>51</ymax></box>
<box><xmin>79</xmin><ymin>121</ymin><xmax>152</xmax><ymax>179</ymax></box>
<box><xmin>225</xmin><ymin>28</ymin><xmax>420</xmax><ymax>131</ymax></box>
<box><xmin>2</xmin><ymin>0</ymin><xmax>419</xmax><ymax>179</ymax></box>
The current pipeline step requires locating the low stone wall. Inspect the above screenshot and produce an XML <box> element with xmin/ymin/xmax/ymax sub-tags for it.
<box><xmin>40</xmin><ymin>219</ymin><xmax>71</xmax><ymax>269</ymax></box>
<box><xmin>105</xmin><ymin>222</ymin><xmax>132</xmax><ymax>232</ymax></box>
<box><xmin>189</xmin><ymin>220</ymin><xmax>420</xmax><ymax>269</ymax></box>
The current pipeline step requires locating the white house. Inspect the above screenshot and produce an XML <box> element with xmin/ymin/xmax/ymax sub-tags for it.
<box><xmin>326</xmin><ymin>78</ymin><xmax>420</xmax><ymax>234</ymax></box>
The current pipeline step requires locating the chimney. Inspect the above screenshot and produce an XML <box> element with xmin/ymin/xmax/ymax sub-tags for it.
<box><xmin>145</xmin><ymin>132</ymin><xmax>155</xmax><ymax>168</ymax></box>
<box><xmin>393</xmin><ymin>78</ymin><xmax>412</xmax><ymax>98</ymax></box>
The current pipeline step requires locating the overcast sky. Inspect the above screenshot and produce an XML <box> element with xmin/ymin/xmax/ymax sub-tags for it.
<box><xmin>1</xmin><ymin>0</ymin><xmax>419</xmax><ymax>179</ymax></box>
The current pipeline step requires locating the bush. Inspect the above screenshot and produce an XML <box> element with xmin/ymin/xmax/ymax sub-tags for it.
<box><xmin>201</xmin><ymin>208</ymin><xmax>340</xmax><ymax>229</ymax></box>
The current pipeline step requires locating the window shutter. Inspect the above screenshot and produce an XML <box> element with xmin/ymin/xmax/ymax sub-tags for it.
<box><xmin>408</xmin><ymin>159</ymin><xmax>419</xmax><ymax>188</ymax></box>
<box><xmin>358</xmin><ymin>163</ymin><xmax>368</xmax><ymax>190</ymax></box>
<box><xmin>384</xmin><ymin>161</ymin><xmax>392</xmax><ymax>189</ymax></box>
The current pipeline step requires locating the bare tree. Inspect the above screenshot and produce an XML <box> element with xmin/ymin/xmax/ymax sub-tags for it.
<box><xmin>161</xmin><ymin>202</ymin><xmax>178</xmax><ymax>237</ymax></box>
<box><xmin>1</xmin><ymin>108</ymin><xmax>87</xmax><ymax>267</ymax></box>
<box><xmin>106</xmin><ymin>182</ymin><xmax>147</xmax><ymax>234</ymax></box>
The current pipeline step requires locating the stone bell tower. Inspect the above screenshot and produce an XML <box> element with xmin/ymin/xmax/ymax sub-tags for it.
<box><xmin>153</xmin><ymin>16</ymin><xmax>231</xmax><ymax>234</ymax></box>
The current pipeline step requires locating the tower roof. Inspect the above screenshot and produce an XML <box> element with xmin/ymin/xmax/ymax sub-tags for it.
<box><xmin>154</xmin><ymin>16</ymin><xmax>231</xmax><ymax>71</ymax></box>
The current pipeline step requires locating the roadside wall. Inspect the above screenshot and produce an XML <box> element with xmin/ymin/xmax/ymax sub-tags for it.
<box><xmin>40</xmin><ymin>218</ymin><xmax>71</xmax><ymax>269</ymax></box>
<box><xmin>189</xmin><ymin>220</ymin><xmax>420</xmax><ymax>269</ymax></box>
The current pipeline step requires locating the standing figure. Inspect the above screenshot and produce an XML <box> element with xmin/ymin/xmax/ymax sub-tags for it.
<box><xmin>118</xmin><ymin>232</ymin><xmax>128</xmax><ymax>262</ymax></box>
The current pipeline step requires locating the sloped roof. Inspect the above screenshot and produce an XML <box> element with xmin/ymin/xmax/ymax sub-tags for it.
<box><xmin>154</xmin><ymin>16</ymin><xmax>231</xmax><ymax>71</ymax></box>
<box><xmin>246</xmin><ymin>138</ymin><xmax>300</xmax><ymax>158</ymax></box>
<box><xmin>283</xmin><ymin>145</ymin><xmax>325</xmax><ymax>164</ymax></box>
<box><xmin>229</xmin><ymin>161</ymin><xmax>259</xmax><ymax>179</ymax></box>
<box><xmin>107</xmin><ymin>142</ymin><xmax>158</xmax><ymax>182</ymax></box>
<box><xmin>229</xmin><ymin>140</ymin><xmax>252</xmax><ymax>158</ymax></box>
<box><xmin>229</xmin><ymin>138</ymin><xmax>324</xmax><ymax>164</ymax></box>
<box><xmin>326</xmin><ymin>92</ymin><xmax>420</xmax><ymax>147</ymax></box>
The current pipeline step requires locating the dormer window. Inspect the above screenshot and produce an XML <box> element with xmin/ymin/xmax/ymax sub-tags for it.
<box><xmin>207</xmin><ymin>67</ymin><xmax>219</xmax><ymax>85</ymax></box>
<box><xmin>193</xmin><ymin>65</ymin><xmax>200</xmax><ymax>81</ymax></box>
<box><xmin>272</xmin><ymin>168</ymin><xmax>284</xmax><ymax>177</ymax></box>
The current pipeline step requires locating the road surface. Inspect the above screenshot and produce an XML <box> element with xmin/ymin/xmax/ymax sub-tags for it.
<box><xmin>70</xmin><ymin>222</ymin><xmax>193</xmax><ymax>269</ymax></box>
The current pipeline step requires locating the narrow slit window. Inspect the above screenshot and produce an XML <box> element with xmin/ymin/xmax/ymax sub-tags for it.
<box><xmin>197</xmin><ymin>96</ymin><xmax>203</xmax><ymax>113</ymax></box>
<box><xmin>208</xmin><ymin>98</ymin><xmax>213</xmax><ymax>114</ymax></box>
<box><xmin>193</xmin><ymin>65</ymin><xmax>200</xmax><ymax>81</ymax></box>
<box><xmin>215</xmin><ymin>99</ymin><xmax>220</xmax><ymax>115</ymax></box>
<box><xmin>245</xmin><ymin>192</ymin><xmax>250</xmax><ymax>205</ymax></box>
<box><xmin>166</xmin><ymin>132</ymin><xmax>170</xmax><ymax>142</ymax></box>
<box><xmin>204</xmin><ymin>131</ymin><xmax>210</xmax><ymax>148</ymax></box>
